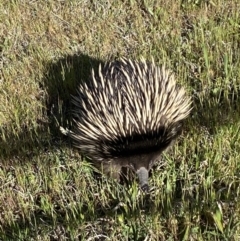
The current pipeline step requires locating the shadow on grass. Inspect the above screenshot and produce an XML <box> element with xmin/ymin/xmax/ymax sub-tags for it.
<box><xmin>0</xmin><ymin>53</ymin><xmax>103</xmax><ymax>159</ymax></box>
<box><xmin>43</xmin><ymin>52</ymin><xmax>104</xmax><ymax>138</ymax></box>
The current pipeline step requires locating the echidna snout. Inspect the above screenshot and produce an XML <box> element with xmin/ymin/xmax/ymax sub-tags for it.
<box><xmin>64</xmin><ymin>57</ymin><xmax>191</xmax><ymax>191</ymax></box>
<box><xmin>136</xmin><ymin>167</ymin><xmax>149</xmax><ymax>192</ymax></box>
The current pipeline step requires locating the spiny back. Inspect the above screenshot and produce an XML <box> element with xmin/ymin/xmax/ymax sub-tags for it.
<box><xmin>69</xmin><ymin>58</ymin><xmax>191</xmax><ymax>162</ymax></box>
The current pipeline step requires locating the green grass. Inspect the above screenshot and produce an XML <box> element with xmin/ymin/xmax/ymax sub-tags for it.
<box><xmin>0</xmin><ymin>0</ymin><xmax>240</xmax><ymax>240</ymax></box>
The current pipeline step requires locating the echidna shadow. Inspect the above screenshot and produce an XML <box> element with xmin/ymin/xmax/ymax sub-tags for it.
<box><xmin>61</xmin><ymin>57</ymin><xmax>191</xmax><ymax>192</ymax></box>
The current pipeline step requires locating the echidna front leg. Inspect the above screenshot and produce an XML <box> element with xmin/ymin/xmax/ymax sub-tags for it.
<box><xmin>136</xmin><ymin>167</ymin><xmax>149</xmax><ymax>192</ymax></box>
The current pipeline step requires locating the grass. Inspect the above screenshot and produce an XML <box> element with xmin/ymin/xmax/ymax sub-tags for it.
<box><xmin>0</xmin><ymin>0</ymin><xmax>240</xmax><ymax>240</ymax></box>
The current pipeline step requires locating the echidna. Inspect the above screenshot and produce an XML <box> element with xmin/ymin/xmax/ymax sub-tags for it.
<box><xmin>61</xmin><ymin>57</ymin><xmax>191</xmax><ymax>192</ymax></box>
